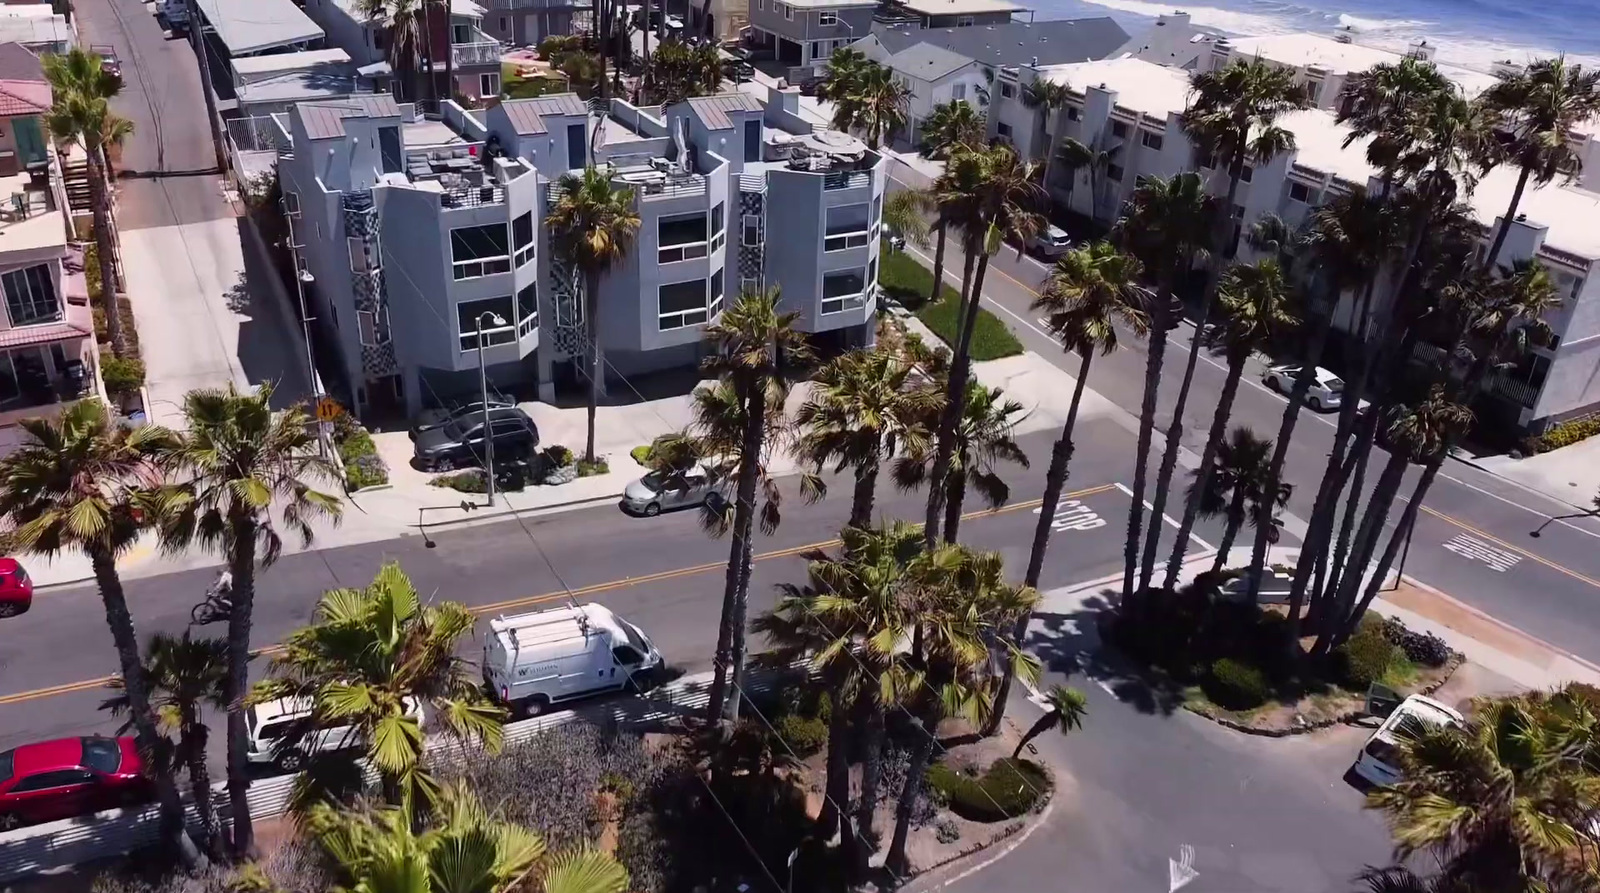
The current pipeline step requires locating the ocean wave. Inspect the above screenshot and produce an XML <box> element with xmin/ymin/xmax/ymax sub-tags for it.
<box><xmin>1065</xmin><ymin>0</ymin><xmax>1299</xmax><ymax>36</ymax></box>
<box><xmin>1335</xmin><ymin>13</ymin><xmax>1434</xmax><ymax>32</ymax></box>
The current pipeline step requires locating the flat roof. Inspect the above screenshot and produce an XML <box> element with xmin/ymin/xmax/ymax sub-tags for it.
<box><xmin>776</xmin><ymin>0</ymin><xmax>877</xmax><ymax>7</ymax></box>
<box><xmin>231</xmin><ymin>47</ymin><xmax>350</xmax><ymax>77</ymax></box>
<box><xmin>1040</xmin><ymin>56</ymin><xmax>1193</xmax><ymax>119</ymax></box>
<box><xmin>0</xmin><ymin>15</ymin><xmax>67</xmax><ymax>47</ymax></box>
<box><xmin>892</xmin><ymin>0</ymin><xmax>1024</xmax><ymax>16</ymax></box>
<box><xmin>195</xmin><ymin>0</ymin><xmax>323</xmax><ymax>56</ymax></box>
<box><xmin>1220</xmin><ymin>33</ymin><xmax>1497</xmax><ymax>97</ymax></box>
<box><xmin>238</xmin><ymin>71</ymin><xmax>358</xmax><ymax>105</ymax></box>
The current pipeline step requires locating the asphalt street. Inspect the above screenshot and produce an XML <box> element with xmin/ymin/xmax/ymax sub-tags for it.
<box><xmin>888</xmin><ymin>179</ymin><xmax>1600</xmax><ymax>665</ymax></box>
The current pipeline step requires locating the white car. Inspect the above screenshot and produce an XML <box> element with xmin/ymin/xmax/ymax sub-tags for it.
<box><xmin>1351</xmin><ymin>694</ymin><xmax>1464</xmax><ymax>787</ymax></box>
<box><xmin>1215</xmin><ymin>565</ymin><xmax>1295</xmax><ymax>604</ymax></box>
<box><xmin>1262</xmin><ymin>364</ymin><xmax>1345</xmax><ymax>412</ymax></box>
<box><xmin>1029</xmin><ymin>225</ymin><xmax>1073</xmax><ymax>260</ymax></box>
<box><xmin>246</xmin><ymin>696</ymin><xmax>422</xmax><ymax>773</ymax></box>
<box><xmin>622</xmin><ymin>465</ymin><xmax>724</xmax><ymax>516</ymax></box>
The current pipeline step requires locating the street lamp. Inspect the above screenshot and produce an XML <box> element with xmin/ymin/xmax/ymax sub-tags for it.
<box><xmin>475</xmin><ymin>310</ymin><xmax>508</xmax><ymax>506</ymax></box>
<box><xmin>280</xmin><ymin>223</ymin><xmax>328</xmax><ymax>458</ymax></box>
<box><xmin>1530</xmin><ymin>507</ymin><xmax>1600</xmax><ymax>537</ymax></box>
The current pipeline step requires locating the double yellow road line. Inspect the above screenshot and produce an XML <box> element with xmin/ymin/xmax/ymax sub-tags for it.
<box><xmin>0</xmin><ymin>484</ymin><xmax>1118</xmax><ymax>709</ymax></box>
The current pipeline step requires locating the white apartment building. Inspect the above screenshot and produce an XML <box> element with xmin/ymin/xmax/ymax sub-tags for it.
<box><xmin>989</xmin><ymin>50</ymin><xmax>1600</xmax><ymax>431</ymax></box>
<box><xmin>1205</xmin><ymin>31</ymin><xmax>1497</xmax><ymax>110</ymax></box>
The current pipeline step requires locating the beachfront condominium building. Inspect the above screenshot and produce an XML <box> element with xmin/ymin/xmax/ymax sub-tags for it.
<box><xmin>986</xmin><ymin>52</ymin><xmax>1600</xmax><ymax>432</ymax></box>
<box><xmin>748</xmin><ymin>0</ymin><xmax>878</xmax><ymax>79</ymax></box>
<box><xmin>272</xmin><ymin>87</ymin><xmax>884</xmax><ymax>417</ymax></box>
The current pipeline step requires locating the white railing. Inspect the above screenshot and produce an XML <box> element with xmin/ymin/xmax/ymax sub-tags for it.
<box><xmin>453</xmin><ymin>40</ymin><xmax>504</xmax><ymax>67</ymax></box>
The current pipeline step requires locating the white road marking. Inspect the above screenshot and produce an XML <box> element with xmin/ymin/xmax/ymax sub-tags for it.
<box><xmin>1169</xmin><ymin>844</ymin><xmax>1200</xmax><ymax>892</ymax></box>
<box><xmin>1033</xmin><ymin>498</ymin><xmax>1107</xmax><ymax>531</ymax></box>
<box><xmin>1441</xmin><ymin>534</ymin><xmax>1522</xmax><ymax>573</ymax></box>
<box><xmin>1112</xmin><ymin>482</ymin><xmax>1215</xmax><ymax>552</ymax></box>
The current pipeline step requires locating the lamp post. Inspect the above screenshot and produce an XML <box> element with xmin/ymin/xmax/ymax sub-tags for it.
<box><xmin>281</xmin><ymin>219</ymin><xmax>328</xmax><ymax>458</ymax></box>
<box><xmin>475</xmin><ymin>310</ymin><xmax>508</xmax><ymax>506</ymax></box>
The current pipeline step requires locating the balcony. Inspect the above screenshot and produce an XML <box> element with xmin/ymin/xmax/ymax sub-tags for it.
<box><xmin>454</xmin><ymin>40</ymin><xmax>504</xmax><ymax>67</ymax></box>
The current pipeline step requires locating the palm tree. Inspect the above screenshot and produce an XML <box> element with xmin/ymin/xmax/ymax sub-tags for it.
<box><xmin>1139</xmin><ymin>59</ymin><xmax>1308</xmax><ymax>596</ymax></box>
<box><xmin>1367</xmin><ymin>690</ymin><xmax>1600</xmax><ymax>893</ymax></box>
<box><xmin>700</xmin><ymin>288</ymin><xmax>814</xmax><ymax>723</ymax></box>
<box><xmin>921</xmin><ymin>145</ymin><xmax>1044</xmax><ymax>549</ymax></box>
<box><xmin>1052</xmin><ymin>136</ymin><xmax>1096</xmax><ymax>214</ymax></box>
<box><xmin>896</xmin><ymin>381</ymin><xmax>1028</xmax><ymax>544</ymax></box>
<box><xmin>981</xmin><ymin>242</ymin><xmax>1146</xmax><ymax>736</ymax></box>
<box><xmin>44</xmin><ymin>47</ymin><xmax>133</xmax><ymax>358</ymax></box>
<box><xmin>1020</xmin><ymin>77</ymin><xmax>1073</xmax><ymax>186</ymax></box>
<box><xmin>1011</xmin><ymin>684</ymin><xmax>1087</xmax><ymax>759</ymax></box>
<box><xmin>1185</xmin><ymin>427</ymin><xmax>1285</xmax><ymax>572</ymax></box>
<box><xmin>795</xmin><ymin>346</ymin><xmax>939</xmax><ymax>529</ymax></box>
<box><xmin>918</xmin><ymin>101</ymin><xmax>987</xmax><ymax>305</ymax></box>
<box><xmin>885</xmin><ymin>543</ymin><xmax>1039</xmax><ymax>876</ymax></box>
<box><xmin>253</xmin><ymin>562</ymin><xmax>505</xmax><ymax>810</ymax></box>
<box><xmin>0</xmin><ymin>401</ymin><xmax>202</xmax><ymax>868</ymax></box>
<box><xmin>161</xmin><ymin>383</ymin><xmax>342</xmax><ymax>856</ymax></box>
<box><xmin>850</xmin><ymin>62</ymin><xmax>911</xmax><ymax>149</ymax></box>
<box><xmin>354</xmin><ymin>0</ymin><xmax>425</xmax><ymax>102</ymax></box>
<box><xmin>307</xmin><ymin>780</ymin><xmax>630</xmax><ymax>893</ymax></box>
<box><xmin>818</xmin><ymin>48</ymin><xmax>869</xmax><ymax>109</ymax></box>
<box><xmin>1112</xmin><ymin>173</ymin><xmax>1213</xmax><ymax>611</ymax></box>
<box><xmin>753</xmin><ymin>521</ymin><xmax>922</xmax><ymax>861</ymax></box>
<box><xmin>549</xmin><ymin>168</ymin><xmax>642</xmax><ymax>464</ymax></box>
<box><xmin>101</xmin><ymin>631</ymin><xmax>230</xmax><ymax>859</ymax></box>
<box><xmin>1165</xmin><ymin>259</ymin><xmax>1298</xmax><ymax>589</ymax></box>
<box><xmin>1478</xmin><ymin>58</ymin><xmax>1600</xmax><ymax>270</ymax></box>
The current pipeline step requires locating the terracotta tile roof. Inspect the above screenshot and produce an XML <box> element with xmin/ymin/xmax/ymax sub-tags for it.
<box><xmin>0</xmin><ymin>321</ymin><xmax>91</xmax><ymax>349</ymax></box>
<box><xmin>0</xmin><ymin>80</ymin><xmax>48</xmax><ymax>117</ymax></box>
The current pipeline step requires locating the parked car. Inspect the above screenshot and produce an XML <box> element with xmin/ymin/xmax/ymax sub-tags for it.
<box><xmin>410</xmin><ymin>392</ymin><xmax>515</xmax><ymax>440</ymax></box>
<box><xmin>622</xmin><ymin>465</ymin><xmax>724</xmax><ymax>516</ymax></box>
<box><xmin>0</xmin><ymin>736</ymin><xmax>151</xmax><ymax>830</ymax></box>
<box><xmin>483</xmin><ymin>603</ymin><xmax>663</xmax><ymax>717</ymax></box>
<box><xmin>1214</xmin><ymin>564</ymin><xmax>1294</xmax><ymax>605</ymax></box>
<box><xmin>1351</xmin><ymin>694</ymin><xmax>1463</xmax><ymax>787</ymax></box>
<box><xmin>246</xmin><ymin>696</ymin><xmax>423</xmax><ymax>773</ymax></box>
<box><xmin>412</xmin><ymin>407</ymin><xmax>539</xmax><ymax>472</ymax></box>
<box><xmin>1262</xmin><ymin>364</ymin><xmax>1345</xmax><ymax>411</ymax></box>
<box><xmin>1029</xmin><ymin>225</ymin><xmax>1073</xmax><ymax>260</ymax></box>
<box><xmin>0</xmin><ymin>557</ymin><xmax>32</xmax><ymax>618</ymax></box>
<box><xmin>722</xmin><ymin>57</ymin><xmax>755</xmax><ymax>83</ymax></box>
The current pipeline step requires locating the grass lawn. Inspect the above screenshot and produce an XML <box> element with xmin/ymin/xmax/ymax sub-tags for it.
<box><xmin>878</xmin><ymin>241</ymin><xmax>1023</xmax><ymax>361</ymax></box>
<box><xmin>502</xmin><ymin>62</ymin><xmax>565</xmax><ymax>99</ymax></box>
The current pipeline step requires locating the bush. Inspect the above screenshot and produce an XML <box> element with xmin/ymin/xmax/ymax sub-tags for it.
<box><xmin>430</xmin><ymin>469</ymin><xmax>487</xmax><ymax>493</ymax></box>
<box><xmin>1381</xmin><ymin>616</ymin><xmax>1452</xmax><ymax>668</ymax></box>
<box><xmin>773</xmin><ymin>713</ymin><xmax>827</xmax><ymax>758</ymax></box>
<box><xmin>1203</xmin><ymin>658</ymin><xmax>1270</xmax><ymax>710</ymax></box>
<box><xmin>1522</xmin><ymin>414</ymin><xmax>1600</xmax><ymax>454</ymax></box>
<box><xmin>934</xmin><ymin>817</ymin><xmax>961</xmax><ymax>844</ymax></box>
<box><xmin>100</xmin><ymin>355</ymin><xmax>145</xmax><ymax>397</ymax></box>
<box><xmin>925</xmin><ymin>757</ymin><xmax>1049</xmax><ymax>822</ymax></box>
<box><xmin>1564</xmin><ymin>681</ymin><xmax>1600</xmax><ymax>710</ymax></box>
<box><xmin>336</xmin><ymin>425</ymin><xmax>389</xmax><ymax>491</ymax></box>
<box><xmin>1338</xmin><ymin>619</ymin><xmax>1400</xmax><ymax>689</ymax></box>
<box><xmin>345</xmin><ymin>453</ymin><xmax>389</xmax><ymax>490</ymax></box>
<box><xmin>543</xmin><ymin>444</ymin><xmax>574</xmax><ymax>468</ymax></box>
<box><xmin>576</xmin><ymin>458</ymin><xmax>609</xmax><ymax>477</ymax></box>
<box><xmin>630</xmin><ymin>444</ymin><xmax>652</xmax><ymax>465</ymax></box>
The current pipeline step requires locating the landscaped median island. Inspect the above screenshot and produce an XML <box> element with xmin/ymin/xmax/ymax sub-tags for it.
<box><xmin>878</xmin><ymin>241</ymin><xmax>1023</xmax><ymax>361</ymax></box>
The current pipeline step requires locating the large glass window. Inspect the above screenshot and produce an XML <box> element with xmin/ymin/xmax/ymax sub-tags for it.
<box><xmin>458</xmin><ymin>295</ymin><xmax>516</xmax><ymax>351</ymax></box>
<box><xmin>824</xmin><ymin>203</ymin><xmax>871</xmax><ymax>252</ymax></box>
<box><xmin>1</xmin><ymin>264</ymin><xmax>59</xmax><ymax>326</ymax></box>
<box><xmin>744</xmin><ymin>119</ymin><xmax>761</xmax><ymax>162</ymax></box>
<box><xmin>450</xmin><ymin>223</ymin><xmax>511</xmax><ymax>280</ymax></box>
<box><xmin>358</xmin><ymin>305</ymin><xmax>390</xmax><ymax>347</ymax></box>
<box><xmin>742</xmin><ymin>213</ymin><xmax>761</xmax><ymax>246</ymax></box>
<box><xmin>821</xmin><ymin>268</ymin><xmax>866</xmax><ymax>315</ymax></box>
<box><xmin>512</xmin><ymin>212</ymin><xmax>535</xmax><ymax>267</ymax></box>
<box><xmin>710</xmin><ymin>202</ymin><xmax>725</xmax><ymax>254</ymax></box>
<box><xmin>659</xmin><ymin>278</ymin><xmax>708</xmax><ymax>330</ymax></box>
<box><xmin>710</xmin><ymin>268</ymin><xmax>724</xmax><ymax>318</ymax></box>
<box><xmin>659</xmin><ymin>212</ymin><xmax>709</xmax><ymax>264</ymax></box>
<box><xmin>516</xmin><ymin>281</ymin><xmax>538</xmax><ymax>336</ymax></box>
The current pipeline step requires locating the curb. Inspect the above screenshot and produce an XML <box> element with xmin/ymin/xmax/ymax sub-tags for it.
<box><xmin>1393</xmin><ymin>574</ymin><xmax>1600</xmax><ymax>677</ymax></box>
<box><xmin>403</xmin><ymin>490</ymin><xmax>629</xmax><ymax>532</ymax></box>
<box><xmin>901</xmin><ymin>797</ymin><xmax>1055</xmax><ymax>892</ymax></box>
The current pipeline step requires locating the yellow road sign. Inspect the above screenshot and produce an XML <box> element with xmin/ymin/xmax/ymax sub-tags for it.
<box><xmin>316</xmin><ymin>397</ymin><xmax>342</xmax><ymax>422</ymax></box>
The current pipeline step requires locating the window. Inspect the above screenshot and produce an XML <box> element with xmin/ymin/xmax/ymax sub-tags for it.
<box><xmin>613</xmin><ymin>645</ymin><xmax>644</xmax><ymax>666</ymax></box>
<box><xmin>1232</xmin><ymin>203</ymin><xmax>1246</xmax><ymax>219</ymax></box>
<box><xmin>821</xmin><ymin>268</ymin><xmax>866</xmax><ymax>314</ymax></box>
<box><xmin>1000</xmin><ymin>82</ymin><xmax>1016</xmax><ymax>99</ymax></box>
<box><xmin>956</xmin><ymin>14</ymin><xmax>973</xmax><ymax>25</ymax></box>
<box><xmin>1106</xmin><ymin>163</ymin><xmax>1125</xmax><ymax>182</ymax></box>
<box><xmin>1196</xmin><ymin>150</ymin><xmax>1217</xmax><ymax>169</ymax></box>
<box><xmin>659</xmin><ymin>212</ymin><xmax>709</xmax><ymax>263</ymax></box>
<box><xmin>1240</xmin><ymin>165</ymin><xmax>1254</xmax><ymax>183</ymax></box>
<box><xmin>348</xmin><ymin>237</ymin><xmax>368</xmax><ymax>273</ymax></box>
<box><xmin>710</xmin><ymin>268</ymin><xmax>725</xmax><ymax>317</ymax></box>
<box><xmin>1111</xmin><ymin>120</ymin><xmax>1129</xmax><ymax>139</ymax></box>
<box><xmin>512</xmin><ymin>211</ymin><xmax>535</xmax><ymax>267</ymax></box>
<box><xmin>741</xmin><ymin>276</ymin><xmax>759</xmax><ymax>295</ymax></box>
<box><xmin>710</xmin><ymin>201</ymin><xmax>725</xmax><ymax>254</ymax></box>
<box><xmin>818</xmin><ymin>10</ymin><xmax>837</xmax><ymax>25</ymax></box>
<box><xmin>10</xmin><ymin>769</ymin><xmax>94</xmax><ymax>793</ymax></box>
<box><xmin>1065</xmin><ymin>105</ymin><xmax>1081</xmax><ymax>121</ymax></box>
<box><xmin>952</xmin><ymin>83</ymin><xmax>966</xmax><ymax>101</ymax></box>
<box><xmin>282</xmin><ymin>191</ymin><xmax>300</xmax><ymax>216</ymax></box>
<box><xmin>479</xmin><ymin>72</ymin><xmax>500</xmax><ymax>97</ymax></box>
<box><xmin>1305</xmin><ymin>79</ymin><xmax>1322</xmax><ymax>104</ymax></box>
<box><xmin>744</xmin><ymin>119</ymin><xmax>761</xmax><ymax>162</ymax></box>
<box><xmin>871</xmin><ymin>193</ymin><xmax>882</xmax><ymax>228</ymax></box>
<box><xmin>499</xmin><ymin>15</ymin><xmax>508</xmax><ymax>29</ymax></box>
<box><xmin>81</xmin><ymin>738</ymin><xmax>123</xmax><ymax>774</ymax></box>
<box><xmin>1</xmin><ymin>264</ymin><xmax>59</xmax><ymax>326</ymax></box>
<box><xmin>452</xmin><ymin>23</ymin><xmax>469</xmax><ymax>43</ymax></box>
<box><xmin>1288</xmin><ymin>181</ymin><xmax>1311</xmax><ymax>204</ymax></box>
<box><xmin>516</xmin><ymin>281</ymin><xmax>537</xmax><ymax>336</ymax></box>
<box><xmin>825</xmin><ymin>202</ymin><xmax>871</xmax><ymax>251</ymax></box>
<box><xmin>566</xmin><ymin>123</ymin><xmax>585</xmax><ymax>167</ymax></box>
<box><xmin>996</xmin><ymin>121</ymin><xmax>1013</xmax><ymax>139</ymax></box>
<box><xmin>659</xmin><ymin>278</ymin><xmax>709</xmax><ymax>330</ymax></box>
<box><xmin>1141</xmin><ymin>131</ymin><xmax>1163</xmax><ymax>151</ymax></box>
<box><xmin>783</xmin><ymin>3</ymin><xmax>793</xmax><ymax>20</ymax></box>
<box><xmin>458</xmin><ymin>296</ymin><xmax>517</xmax><ymax>351</ymax></box>
<box><xmin>812</xmin><ymin>41</ymin><xmax>826</xmax><ymax>58</ymax></box>
<box><xmin>358</xmin><ymin>305</ymin><xmax>390</xmax><ymax>347</ymax></box>
<box><xmin>742</xmin><ymin>213</ymin><xmax>761</xmax><ymax>246</ymax></box>
<box><xmin>379</xmin><ymin>126</ymin><xmax>403</xmax><ymax>173</ymax></box>
<box><xmin>450</xmin><ymin>223</ymin><xmax>511</xmax><ymax>280</ymax></box>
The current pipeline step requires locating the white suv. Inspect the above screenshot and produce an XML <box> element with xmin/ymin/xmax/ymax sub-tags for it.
<box><xmin>246</xmin><ymin>696</ymin><xmax>422</xmax><ymax>773</ymax></box>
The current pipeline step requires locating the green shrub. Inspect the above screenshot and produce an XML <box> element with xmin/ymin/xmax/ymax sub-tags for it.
<box><xmin>630</xmin><ymin>444</ymin><xmax>652</xmax><ymax>465</ymax></box>
<box><xmin>430</xmin><ymin>469</ymin><xmax>487</xmax><ymax>493</ymax></box>
<box><xmin>1204</xmin><ymin>658</ymin><xmax>1270</xmax><ymax>710</ymax></box>
<box><xmin>576</xmin><ymin>458</ymin><xmax>609</xmax><ymax>477</ymax></box>
<box><xmin>1523</xmin><ymin>414</ymin><xmax>1600</xmax><ymax>454</ymax></box>
<box><xmin>1564</xmin><ymin>682</ymin><xmax>1600</xmax><ymax>710</ymax></box>
<box><xmin>1338</xmin><ymin>619</ymin><xmax>1400</xmax><ymax>689</ymax></box>
<box><xmin>346</xmin><ymin>453</ymin><xmax>388</xmax><ymax>490</ymax></box>
<box><xmin>338</xmin><ymin>427</ymin><xmax>378</xmax><ymax>461</ymax></box>
<box><xmin>100</xmin><ymin>355</ymin><xmax>145</xmax><ymax>397</ymax></box>
<box><xmin>925</xmin><ymin>758</ymin><xmax>1049</xmax><ymax>822</ymax></box>
<box><xmin>773</xmin><ymin>713</ymin><xmax>827</xmax><ymax>758</ymax></box>
<box><xmin>877</xmin><ymin>239</ymin><xmax>1022</xmax><ymax>361</ymax></box>
<box><xmin>544</xmin><ymin>444</ymin><xmax>574</xmax><ymax>467</ymax></box>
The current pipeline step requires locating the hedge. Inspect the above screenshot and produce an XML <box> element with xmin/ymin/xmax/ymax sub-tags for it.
<box><xmin>1522</xmin><ymin>414</ymin><xmax>1600</xmax><ymax>455</ymax></box>
<box><xmin>1203</xmin><ymin>658</ymin><xmax>1270</xmax><ymax>710</ymax></box>
<box><xmin>337</xmin><ymin>425</ymin><xmax>390</xmax><ymax>491</ymax></box>
<box><xmin>925</xmin><ymin>757</ymin><xmax>1049</xmax><ymax>822</ymax></box>
<box><xmin>1338</xmin><ymin>617</ymin><xmax>1401</xmax><ymax>689</ymax></box>
<box><xmin>100</xmin><ymin>355</ymin><xmax>145</xmax><ymax>398</ymax></box>
<box><xmin>773</xmin><ymin>713</ymin><xmax>827</xmax><ymax>758</ymax></box>
<box><xmin>878</xmin><ymin>241</ymin><xmax>1022</xmax><ymax>361</ymax></box>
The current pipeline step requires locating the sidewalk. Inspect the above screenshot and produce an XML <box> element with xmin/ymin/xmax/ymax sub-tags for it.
<box><xmin>1466</xmin><ymin>439</ymin><xmax>1600</xmax><ymax>513</ymax></box>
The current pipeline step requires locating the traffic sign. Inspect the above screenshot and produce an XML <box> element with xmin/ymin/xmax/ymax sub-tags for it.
<box><xmin>316</xmin><ymin>397</ymin><xmax>342</xmax><ymax>422</ymax></box>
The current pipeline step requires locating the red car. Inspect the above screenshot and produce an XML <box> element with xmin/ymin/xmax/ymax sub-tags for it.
<box><xmin>0</xmin><ymin>736</ymin><xmax>151</xmax><ymax>831</ymax></box>
<box><xmin>0</xmin><ymin>557</ymin><xmax>32</xmax><ymax>618</ymax></box>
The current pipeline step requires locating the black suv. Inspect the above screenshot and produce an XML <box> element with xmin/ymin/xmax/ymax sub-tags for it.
<box><xmin>409</xmin><ymin>391</ymin><xmax>515</xmax><ymax>440</ymax></box>
<box><xmin>412</xmin><ymin>407</ymin><xmax>540</xmax><ymax>471</ymax></box>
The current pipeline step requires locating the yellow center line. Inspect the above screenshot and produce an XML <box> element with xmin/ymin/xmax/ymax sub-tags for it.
<box><xmin>1419</xmin><ymin>504</ymin><xmax>1600</xmax><ymax>590</ymax></box>
<box><xmin>0</xmin><ymin>484</ymin><xmax>1119</xmax><ymax>708</ymax></box>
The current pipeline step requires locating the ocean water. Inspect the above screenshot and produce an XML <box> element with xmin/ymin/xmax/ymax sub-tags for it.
<box><xmin>1031</xmin><ymin>0</ymin><xmax>1600</xmax><ymax>72</ymax></box>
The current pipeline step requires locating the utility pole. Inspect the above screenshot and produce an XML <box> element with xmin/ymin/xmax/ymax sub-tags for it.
<box><xmin>185</xmin><ymin>0</ymin><xmax>227</xmax><ymax>173</ymax></box>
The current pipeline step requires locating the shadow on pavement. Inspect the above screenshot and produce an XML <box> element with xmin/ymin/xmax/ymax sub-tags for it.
<box><xmin>1030</xmin><ymin>589</ymin><xmax>1187</xmax><ymax>717</ymax></box>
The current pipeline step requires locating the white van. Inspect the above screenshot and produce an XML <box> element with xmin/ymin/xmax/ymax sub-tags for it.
<box><xmin>1351</xmin><ymin>694</ymin><xmax>1463</xmax><ymax>787</ymax></box>
<box><xmin>483</xmin><ymin>603</ymin><xmax>663</xmax><ymax>717</ymax></box>
<box><xmin>246</xmin><ymin>696</ymin><xmax>422</xmax><ymax>773</ymax></box>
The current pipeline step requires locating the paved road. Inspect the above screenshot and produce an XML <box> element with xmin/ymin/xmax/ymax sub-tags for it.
<box><xmin>886</xmin><ymin>174</ymin><xmax>1600</xmax><ymax>666</ymax></box>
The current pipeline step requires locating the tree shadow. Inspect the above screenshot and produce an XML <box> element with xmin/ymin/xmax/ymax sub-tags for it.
<box><xmin>1027</xmin><ymin>589</ymin><xmax>1188</xmax><ymax>717</ymax></box>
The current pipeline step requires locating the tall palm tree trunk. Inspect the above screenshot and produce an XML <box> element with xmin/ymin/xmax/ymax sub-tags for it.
<box><xmin>848</xmin><ymin>456</ymin><xmax>879</xmax><ymax>530</ymax></box>
<box><xmin>818</xmin><ymin>665</ymin><xmax>850</xmax><ymax>835</ymax></box>
<box><xmin>86</xmin><ymin>150</ymin><xmax>125</xmax><ymax>358</ymax></box>
<box><xmin>1483</xmin><ymin>165</ymin><xmax>1532</xmax><ymax>273</ymax></box>
<box><xmin>928</xmin><ymin>222</ymin><xmax>948</xmax><ymax>306</ymax></box>
<box><xmin>852</xmin><ymin>677</ymin><xmax>886</xmax><ymax>870</ymax></box>
<box><xmin>1012</xmin><ymin>710</ymin><xmax>1058</xmax><ymax>759</ymax></box>
<box><xmin>923</xmin><ymin>239</ymin><xmax>990</xmax><ymax>550</ymax></box>
<box><xmin>584</xmin><ymin>271</ymin><xmax>602</xmax><ymax>464</ymax></box>
<box><xmin>183</xmin><ymin>717</ymin><xmax>225</xmax><ymax>860</ymax></box>
<box><xmin>941</xmin><ymin>472</ymin><xmax>965</xmax><ymax>544</ymax></box>
<box><xmin>707</xmin><ymin>380</ymin><xmax>765</xmax><ymax>722</ymax></box>
<box><xmin>443</xmin><ymin>2</ymin><xmax>454</xmax><ymax>105</ymax></box>
<box><xmin>1122</xmin><ymin>292</ymin><xmax>1170</xmax><ymax>608</ymax></box>
<box><xmin>1163</xmin><ymin>351</ymin><xmax>1245</xmax><ymax>587</ymax></box>
<box><xmin>91</xmin><ymin>550</ymin><xmax>204</xmax><ymax>870</ymax></box>
<box><xmin>224</xmin><ymin>513</ymin><xmax>257</xmax><ymax>857</ymax></box>
<box><xmin>886</xmin><ymin>701</ymin><xmax>940</xmax><ymax>877</ymax></box>
<box><xmin>985</xmin><ymin>349</ymin><xmax>1091</xmax><ymax>737</ymax></box>
<box><xmin>1211</xmin><ymin>491</ymin><xmax>1248</xmax><ymax>575</ymax></box>
<box><xmin>1321</xmin><ymin>418</ymin><xmax>1377</xmax><ymax>616</ymax></box>
<box><xmin>1313</xmin><ymin>449</ymin><xmax>1407</xmax><ymax>656</ymax></box>
<box><xmin>421</xmin><ymin>8</ymin><xmax>440</xmax><ymax>112</ymax></box>
<box><xmin>1336</xmin><ymin>459</ymin><xmax>1438</xmax><ymax>648</ymax></box>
